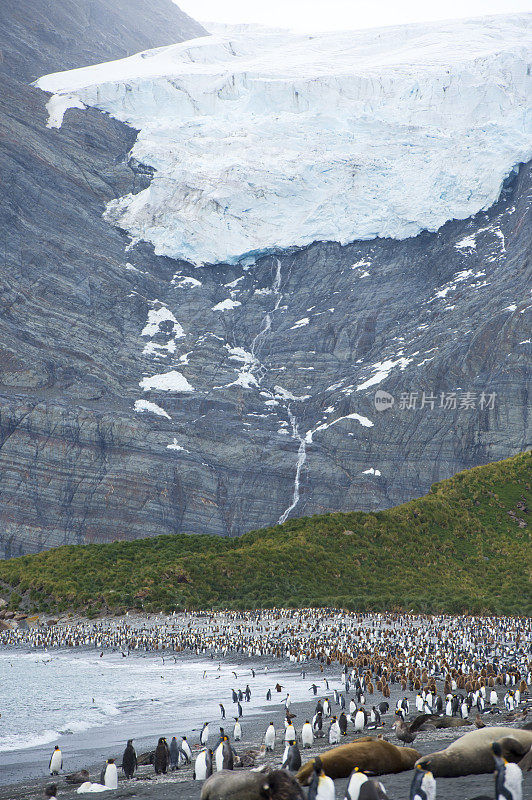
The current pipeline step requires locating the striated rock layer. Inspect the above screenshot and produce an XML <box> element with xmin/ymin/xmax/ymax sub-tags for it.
<box><xmin>0</xmin><ymin>6</ymin><xmax>530</xmax><ymax>557</ymax></box>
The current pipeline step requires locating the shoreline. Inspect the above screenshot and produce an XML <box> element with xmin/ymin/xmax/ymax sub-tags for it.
<box><xmin>0</xmin><ymin>652</ymin><xmax>530</xmax><ymax>800</ymax></box>
<box><xmin>1</xmin><ymin>612</ymin><xmax>530</xmax><ymax>799</ymax></box>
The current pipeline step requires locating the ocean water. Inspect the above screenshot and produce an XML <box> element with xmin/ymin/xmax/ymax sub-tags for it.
<box><xmin>0</xmin><ymin>649</ymin><xmax>311</xmax><ymax>757</ymax></box>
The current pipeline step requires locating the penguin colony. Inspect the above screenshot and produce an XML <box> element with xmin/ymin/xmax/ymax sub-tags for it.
<box><xmin>4</xmin><ymin>609</ymin><xmax>529</xmax><ymax>800</ymax></box>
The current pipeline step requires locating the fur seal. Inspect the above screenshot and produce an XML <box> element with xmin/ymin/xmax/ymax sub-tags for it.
<box><xmin>415</xmin><ymin>727</ymin><xmax>532</xmax><ymax>777</ymax></box>
<box><xmin>297</xmin><ymin>737</ymin><xmax>419</xmax><ymax>783</ymax></box>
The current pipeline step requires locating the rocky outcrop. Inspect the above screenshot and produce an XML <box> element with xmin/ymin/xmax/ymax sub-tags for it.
<box><xmin>0</xmin><ymin>5</ymin><xmax>530</xmax><ymax>557</ymax></box>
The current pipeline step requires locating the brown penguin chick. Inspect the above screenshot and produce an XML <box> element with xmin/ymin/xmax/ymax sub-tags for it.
<box><xmin>475</xmin><ymin>713</ymin><xmax>486</xmax><ymax>729</ymax></box>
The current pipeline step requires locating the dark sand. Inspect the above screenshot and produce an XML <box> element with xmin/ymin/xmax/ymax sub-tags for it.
<box><xmin>0</xmin><ymin>655</ymin><xmax>529</xmax><ymax>800</ymax></box>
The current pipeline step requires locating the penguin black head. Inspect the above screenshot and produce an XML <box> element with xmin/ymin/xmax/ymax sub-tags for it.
<box><xmin>313</xmin><ymin>756</ymin><xmax>323</xmax><ymax>774</ymax></box>
<box><xmin>127</xmin><ymin>739</ymin><xmax>133</xmax><ymax>746</ymax></box>
<box><xmin>492</xmin><ymin>741</ymin><xmax>503</xmax><ymax>757</ymax></box>
<box><xmin>45</xmin><ymin>785</ymin><xmax>57</xmax><ymax>798</ymax></box>
<box><xmin>107</xmin><ymin>758</ymin><xmax>114</xmax><ymax>764</ymax></box>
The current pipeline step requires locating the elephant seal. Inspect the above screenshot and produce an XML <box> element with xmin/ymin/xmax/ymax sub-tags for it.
<box><xmin>415</xmin><ymin>726</ymin><xmax>532</xmax><ymax>777</ymax></box>
<box><xmin>201</xmin><ymin>768</ymin><xmax>268</xmax><ymax>800</ymax></box>
<box><xmin>296</xmin><ymin>737</ymin><xmax>419</xmax><ymax>784</ymax></box>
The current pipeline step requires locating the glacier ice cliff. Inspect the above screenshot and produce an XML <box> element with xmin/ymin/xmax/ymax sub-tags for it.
<box><xmin>36</xmin><ymin>14</ymin><xmax>532</xmax><ymax>265</ymax></box>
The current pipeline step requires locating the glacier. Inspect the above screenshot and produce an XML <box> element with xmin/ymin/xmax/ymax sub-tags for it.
<box><xmin>36</xmin><ymin>14</ymin><xmax>531</xmax><ymax>265</ymax></box>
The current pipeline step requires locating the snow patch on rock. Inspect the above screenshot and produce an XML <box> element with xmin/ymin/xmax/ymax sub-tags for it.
<box><xmin>134</xmin><ymin>399</ymin><xmax>171</xmax><ymax>419</ymax></box>
<box><xmin>139</xmin><ymin>370</ymin><xmax>194</xmax><ymax>392</ymax></box>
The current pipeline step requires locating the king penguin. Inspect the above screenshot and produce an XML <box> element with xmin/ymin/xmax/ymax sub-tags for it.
<box><xmin>302</xmin><ymin>720</ymin><xmax>314</xmax><ymax>748</ymax></box>
<box><xmin>309</xmin><ymin>756</ymin><xmax>335</xmax><ymax>800</ymax></box>
<box><xmin>180</xmin><ymin>736</ymin><xmax>192</xmax><ymax>764</ymax></box>
<box><xmin>193</xmin><ymin>748</ymin><xmax>213</xmax><ymax>781</ymax></box>
<box><xmin>282</xmin><ymin>740</ymin><xmax>302</xmax><ymax>772</ymax></box>
<box><xmin>354</xmin><ymin>708</ymin><xmax>365</xmax><ymax>732</ymax></box>
<box><xmin>222</xmin><ymin>736</ymin><xmax>234</xmax><ymax>770</ymax></box>
<box><xmin>102</xmin><ymin>759</ymin><xmax>118</xmax><ymax>789</ymax></box>
<box><xmin>233</xmin><ymin>718</ymin><xmax>242</xmax><ymax>741</ymax></box>
<box><xmin>329</xmin><ymin>716</ymin><xmax>340</xmax><ymax>744</ymax></box>
<box><xmin>265</xmin><ymin>722</ymin><xmax>276</xmax><ymax>751</ymax></box>
<box><xmin>493</xmin><ymin>741</ymin><xmax>522</xmax><ymax>800</ymax></box>
<box><xmin>200</xmin><ymin>722</ymin><xmax>209</xmax><ymax>746</ymax></box>
<box><xmin>345</xmin><ymin>767</ymin><xmax>368</xmax><ymax>800</ymax></box>
<box><xmin>285</xmin><ymin>720</ymin><xmax>296</xmax><ymax>743</ymax></box>
<box><xmin>169</xmin><ymin>737</ymin><xmax>180</xmax><ymax>770</ymax></box>
<box><xmin>49</xmin><ymin>746</ymin><xmax>62</xmax><ymax>776</ymax></box>
<box><xmin>410</xmin><ymin>764</ymin><xmax>436</xmax><ymax>800</ymax></box>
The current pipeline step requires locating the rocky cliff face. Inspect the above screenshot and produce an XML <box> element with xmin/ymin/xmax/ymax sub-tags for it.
<box><xmin>0</xmin><ymin>7</ymin><xmax>530</xmax><ymax>557</ymax></box>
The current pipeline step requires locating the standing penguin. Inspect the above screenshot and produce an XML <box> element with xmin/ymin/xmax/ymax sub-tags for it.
<box><xmin>222</xmin><ymin>736</ymin><xmax>234</xmax><ymax>770</ymax></box>
<box><xmin>302</xmin><ymin>720</ymin><xmax>314</xmax><ymax>748</ymax></box>
<box><xmin>345</xmin><ymin>766</ymin><xmax>367</xmax><ymax>800</ymax></box>
<box><xmin>285</xmin><ymin>719</ymin><xmax>296</xmax><ymax>743</ymax></box>
<box><xmin>265</xmin><ymin>722</ymin><xmax>276</xmax><ymax>751</ymax></box>
<box><xmin>282</xmin><ymin>740</ymin><xmax>302</xmax><ymax>772</ymax></box>
<box><xmin>410</xmin><ymin>764</ymin><xmax>436</xmax><ymax>800</ymax></box>
<box><xmin>154</xmin><ymin>737</ymin><xmax>169</xmax><ymax>774</ymax></box>
<box><xmin>219</xmin><ymin>703</ymin><xmax>226</xmax><ymax>719</ymax></box>
<box><xmin>354</xmin><ymin>708</ymin><xmax>365</xmax><ymax>732</ymax></box>
<box><xmin>169</xmin><ymin>737</ymin><xmax>180</xmax><ymax>771</ymax></box>
<box><xmin>200</xmin><ymin>722</ymin><xmax>209</xmax><ymax>746</ymax></box>
<box><xmin>180</xmin><ymin>736</ymin><xmax>192</xmax><ymax>764</ymax></box>
<box><xmin>339</xmin><ymin>712</ymin><xmax>348</xmax><ymax>735</ymax></box>
<box><xmin>193</xmin><ymin>748</ymin><xmax>213</xmax><ymax>781</ymax></box>
<box><xmin>214</xmin><ymin>736</ymin><xmax>225</xmax><ymax>771</ymax></box>
<box><xmin>309</xmin><ymin>756</ymin><xmax>335</xmax><ymax>800</ymax></box>
<box><xmin>233</xmin><ymin>718</ymin><xmax>242</xmax><ymax>741</ymax></box>
<box><xmin>329</xmin><ymin>716</ymin><xmax>341</xmax><ymax>744</ymax></box>
<box><xmin>122</xmin><ymin>740</ymin><xmax>137</xmax><ymax>779</ymax></box>
<box><xmin>49</xmin><ymin>746</ymin><xmax>62</xmax><ymax>776</ymax></box>
<box><xmin>492</xmin><ymin>741</ymin><xmax>522</xmax><ymax>800</ymax></box>
<box><xmin>102</xmin><ymin>759</ymin><xmax>118</xmax><ymax>789</ymax></box>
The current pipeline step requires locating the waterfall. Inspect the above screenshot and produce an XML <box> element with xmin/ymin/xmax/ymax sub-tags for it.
<box><xmin>277</xmin><ymin>407</ymin><xmax>307</xmax><ymax>524</ymax></box>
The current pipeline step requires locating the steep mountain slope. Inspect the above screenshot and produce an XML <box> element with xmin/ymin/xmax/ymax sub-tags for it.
<box><xmin>0</xmin><ymin>11</ymin><xmax>530</xmax><ymax>558</ymax></box>
<box><xmin>0</xmin><ymin>452</ymin><xmax>529</xmax><ymax>615</ymax></box>
<box><xmin>0</xmin><ymin>1</ymin><xmax>207</xmax><ymax>557</ymax></box>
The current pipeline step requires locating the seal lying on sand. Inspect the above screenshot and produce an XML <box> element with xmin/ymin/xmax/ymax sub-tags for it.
<box><xmin>297</xmin><ymin>737</ymin><xmax>419</xmax><ymax>783</ymax></box>
<box><xmin>201</xmin><ymin>769</ymin><xmax>267</xmax><ymax>800</ymax></box>
<box><xmin>201</xmin><ymin>769</ymin><xmax>304</xmax><ymax>800</ymax></box>
<box><xmin>415</xmin><ymin>727</ymin><xmax>532</xmax><ymax>777</ymax></box>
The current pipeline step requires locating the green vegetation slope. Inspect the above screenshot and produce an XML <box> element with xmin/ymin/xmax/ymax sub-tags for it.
<box><xmin>1</xmin><ymin>452</ymin><xmax>530</xmax><ymax>616</ymax></box>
